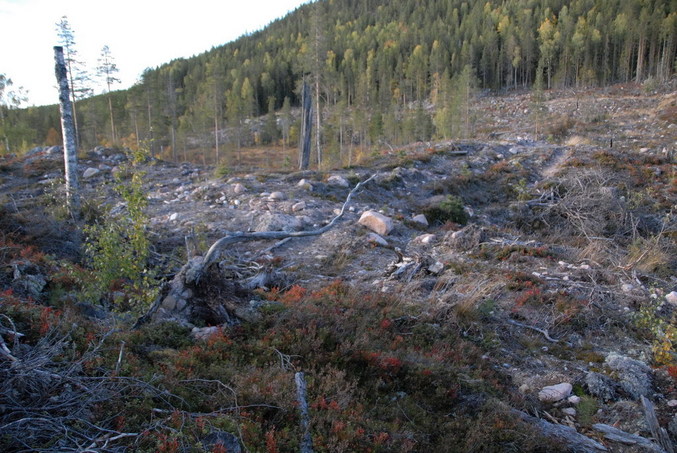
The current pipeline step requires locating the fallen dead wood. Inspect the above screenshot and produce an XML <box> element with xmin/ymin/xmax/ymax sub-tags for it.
<box><xmin>641</xmin><ymin>396</ymin><xmax>675</xmax><ymax>453</ymax></box>
<box><xmin>512</xmin><ymin>409</ymin><xmax>608</xmax><ymax>452</ymax></box>
<box><xmin>137</xmin><ymin>174</ymin><xmax>377</xmax><ymax>327</ymax></box>
<box><xmin>592</xmin><ymin>423</ymin><xmax>666</xmax><ymax>453</ymax></box>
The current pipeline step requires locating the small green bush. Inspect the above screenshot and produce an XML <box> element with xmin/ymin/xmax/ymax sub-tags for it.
<box><xmin>423</xmin><ymin>195</ymin><xmax>468</xmax><ymax>225</ymax></box>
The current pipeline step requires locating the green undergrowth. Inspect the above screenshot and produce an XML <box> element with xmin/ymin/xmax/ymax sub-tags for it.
<box><xmin>0</xmin><ymin>281</ymin><xmax>563</xmax><ymax>452</ymax></box>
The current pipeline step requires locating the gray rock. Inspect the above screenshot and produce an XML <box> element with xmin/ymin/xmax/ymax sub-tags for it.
<box><xmin>201</xmin><ymin>431</ymin><xmax>241</xmax><ymax>453</ymax></box>
<box><xmin>327</xmin><ymin>174</ymin><xmax>350</xmax><ymax>187</ymax></box>
<box><xmin>666</xmin><ymin>291</ymin><xmax>677</xmax><ymax>305</ymax></box>
<box><xmin>82</xmin><ymin>167</ymin><xmax>100</xmax><ymax>179</ymax></box>
<box><xmin>538</xmin><ymin>382</ymin><xmax>572</xmax><ymax>403</ymax></box>
<box><xmin>297</xmin><ymin>179</ymin><xmax>313</xmax><ymax>190</ymax></box>
<box><xmin>191</xmin><ymin>326</ymin><xmax>220</xmax><ymax>341</ymax></box>
<box><xmin>412</xmin><ymin>214</ymin><xmax>429</xmax><ymax>226</ymax></box>
<box><xmin>232</xmin><ymin>183</ymin><xmax>247</xmax><ymax>194</ymax></box>
<box><xmin>585</xmin><ymin>372</ymin><xmax>618</xmax><ymax>401</ymax></box>
<box><xmin>268</xmin><ymin>191</ymin><xmax>287</xmax><ymax>201</ymax></box>
<box><xmin>366</xmin><ymin>232</ymin><xmax>388</xmax><ymax>246</ymax></box>
<box><xmin>292</xmin><ymin>201</ymin><xmax>307</xmax><ymax>212</ymax></box>
<box><xmin>567</xmin><ymin>395</ymin><xmax>581</xmax><ymax>405</ymax></box>
<box><xmin>255</xmin><ymin>212</ymin><xmax>303</xmax><ymax>232</ymax></box>
<box><xmin>621</xmin><ymin>283</ymin><xmax>634</xmax><ymax>293</ymax></box>
<box><xmin>562</xmin><ymin>407</ymin><xmax>577</xmax><ymax>416</ymax></box>
<box><xmin>605</xmin><ymin>352</ymin><xmax>653</xmax><ymax>400</ymax></box>
<box><xmin>428</xmin><ymin>261</ymin><xmax>445</xmax><ymax>274</ymax></box>
<box><xmin>413</xmin><ymin>233</ymin><xmax>436</xmax><ymax>245</ymax></box>
<box><xmin>358</xmin><ymin>211</ymin><xmax>394</xmax><ymax>236</ymax></box>
<box><xmin>445</xmin><ymin>224</ymin><xmax>486</xmax><ymax>251</ymax></box>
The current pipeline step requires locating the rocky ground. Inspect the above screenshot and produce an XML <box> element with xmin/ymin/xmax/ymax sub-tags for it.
<box><xmin>0</xmin><ymin>84</ymin><xmax>676</xmax><ymax>451</ymax></box>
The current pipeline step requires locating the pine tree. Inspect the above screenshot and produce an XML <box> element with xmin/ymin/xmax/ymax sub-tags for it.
<box><xmin>56</xmin><ymin>16</ymin><xmax>92</xmax><ymax>146</ymax></box>
<box><xmin>96</xmin><ymin>45</ymin><xmax>121</xmax><ymax>144</ymax></box>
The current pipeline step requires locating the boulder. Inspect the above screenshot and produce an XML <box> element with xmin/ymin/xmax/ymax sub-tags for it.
<box><xmin>327</xmin><ymin>174</ymin><xmax>350</xmax><ymax>187</ymax></box>
<box><xmin>358</xmin><ymin>211</ymin><xmax>394</xmax><ymax>236</ymax></box>
<box><xmin>666</xmin><ymin>291</ymin><xmax>677</xmax><ymax>305</ymax></box>
<box><xmin>445</xmin><ymin>224</ymin><xmax>486</xmax><ymax>251</ymax></box>
<box><xmin>82</xmin><ymin>167</ymin><xmax>100</xmax><ymax>179</ymax></box>
<box><xmin>605</xmin><ymin>352</ymin><xmax>653</xmax><ymax>400</ymax></box>
<box><xmin>232</xmin><ymin>183</ymin><xmax>247</xmax><ymax>194</ymax></box>
<box><xmin>292</xmin><ymin>201</ymin><xmax>307</xmax><ymax>212</ymax></box>
<box><xmin>412</xmin><ymin>214</ymin><xmax>429</xmax><ymax>226</ymax></box>
<box><xmin>538</xmin><ymin>383</ymin><xmax>572</xmax><ymax>403</ymax></box>
<box><xmin>585</xmin><ymin>372</ymin><xmax>618</xmax><ymax>402</ymax></box>
<box><xmin>191</xmin><ymin>326</ymin><xmax>220</xmax><ymax>341</ymax></box>
<box><xmin>268</xmin><ymin>191</ymin><xmax>287</xmax><ymax>201</ymax></box>
<box><xmin>366</xmin><ymin>232</ymin><xmax>388</xmax><ymax>246</ymax></box>
<box><xmin>255</xmin><ymin>212</ymin><xmax>303</xmax><ymax>232</ymax></box>
<box><xmin>413</xmin><ymin>233</ymin><xmax>436</xmax><ymax>245</ymax></box>
<box><xmin>297</xmin><ymin>179</ymin><xmax>313</xmax><ymax>190</ymax></box>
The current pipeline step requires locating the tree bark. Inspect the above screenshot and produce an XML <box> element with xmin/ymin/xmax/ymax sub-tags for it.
<box><xmin>54</xmin><ymin>46</ymin><xmax>80</xmax><ymax>219</ymax></box>
<box><xmin>299</xmin><ymin>80</ymin><xmax>312</xmax><ymax>170</ymax></box>
<box><xmin>295</xmin><ymin>372</ymin><xmax>314</xmax><ymax>453</ymax></box>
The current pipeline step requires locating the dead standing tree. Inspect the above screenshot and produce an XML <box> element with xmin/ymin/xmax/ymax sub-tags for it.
<box><xmin>136</xmin><ymin>174</ymin><xmax>377</xmax><ymax>327</ymax></box>
<box><xmin>299</xmin><ymin>80</ymin><xmax>312</xmax><ymax>170</ymax></box>
<box><xmin>54</xmin><ymin>46</ymin><xmax>80</xmax><ymax>219</ymax></box>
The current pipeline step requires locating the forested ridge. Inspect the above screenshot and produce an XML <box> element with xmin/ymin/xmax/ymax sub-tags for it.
<box><xmin>3</xmin><ymin>0</ymin><xmax>676</xmax><ymax>165</ymax></box>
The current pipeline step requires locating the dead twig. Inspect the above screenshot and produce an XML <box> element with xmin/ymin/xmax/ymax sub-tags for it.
<box><xmin>507</xmin><ymin>319</ymin><xmax>560</xmax><ymax>343</ymax></box>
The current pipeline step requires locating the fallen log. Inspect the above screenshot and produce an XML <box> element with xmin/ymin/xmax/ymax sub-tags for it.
<box><xmin>512</xmin><ymin>409</ymin><xmax>608</xmax><ymax>452</ymax></box>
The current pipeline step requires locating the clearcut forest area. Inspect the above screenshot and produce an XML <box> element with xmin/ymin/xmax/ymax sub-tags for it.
<box><xmin>1</xmin><ymin>0</ymin><xmax>677</xmax><ymax>452</ymax></box>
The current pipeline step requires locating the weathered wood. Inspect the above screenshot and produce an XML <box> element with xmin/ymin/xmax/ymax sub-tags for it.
<box><xmin>592</xmin><ymin>423</ymin><xmax>666</xmax><ymax>452</ymax></box>
<box><xmin>295</xmin><ymin>372</ymin><xmax>314</xmax><ymax>453</ymax></box>
<box><xmin>299</xmin><ymin>80</ymin><xmax>312</xmax><ymax>170</ymax></box>
<box><xmin>512</xmin><ymin>409</ymin><xmax>608</xmax><ymax>452</ymax></box>
<box><xmin>53</xmin><ymin>46</ymin><xmax>80</xmax><ymax>218</ymax></box>
<box><xmin>641</xmin><ymin>396</ymin><xmax>675</xmax><ymax>453</ymax></box>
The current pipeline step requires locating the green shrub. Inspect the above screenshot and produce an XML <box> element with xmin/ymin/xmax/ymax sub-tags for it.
<box><xmin>423</xmin><ymin>195</ymin><xmax>468</xmax><ymax>225</ymax></box>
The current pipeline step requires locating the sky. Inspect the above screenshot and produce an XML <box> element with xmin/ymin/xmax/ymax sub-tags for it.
<box><xmin>0</xmin><ymin>0</ymin><xmax>311</xmax><ymax>107</ymax></box>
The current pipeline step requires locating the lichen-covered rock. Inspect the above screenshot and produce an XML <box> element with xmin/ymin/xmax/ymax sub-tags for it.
<box><xmin>604</xmin><ymin>353</ymin><xmax>653</xmax><ymax>400</ymax></box>
<box><xmin>585</xmin><ymin>372</ymin><xmax>618</xmax><ymax>402</ymax></box>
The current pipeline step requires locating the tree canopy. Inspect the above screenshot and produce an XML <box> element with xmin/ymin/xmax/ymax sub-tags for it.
<box><xmin>5</xmin><ymin>0</ymin><xmax>676</xmax><ymax>161</ymax></box>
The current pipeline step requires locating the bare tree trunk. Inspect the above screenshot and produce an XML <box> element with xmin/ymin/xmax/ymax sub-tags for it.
<box><xmin>54</xmin><ymin>46</ymin><xmax>80</xmax><ymax>219</ymax></box>
<box><xmin>315</xmin><ymin>79</ymin><xmax>322</xmax><ymax>168</ymax></box>
<box><xmin>299</xmin><ymin>81</ymin><xmax>312</xmax><ymax>170</ymax></box>
<box><xmin>295</xmin><ymin>372</ymin><xmax>314</xmax><ymax>453</ymax></box>
<box><xmin>107</xmin><ymin>95</ymin><xmax>116</xmax><ymax>144</ymax></box>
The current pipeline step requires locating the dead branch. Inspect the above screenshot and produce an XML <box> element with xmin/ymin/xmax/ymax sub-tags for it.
<box><xmin>641</xmin><ymin>396</ymin><xmax>675</xmax><ymax>453</ymax></box>
<box><xmin>194</xmin><ymin>173</ymin><xmax>377</xmax><ymax>283</ymax></box>
<box><xmin>507</xmin><ymin>319</ymin><xmax>560</xmax><ymax>343</ymax></box>
<box><xmin>512</xmin><ymin>409</ymin><xmax>607</xmax><ymax>452</ymax></box>
<box><xmin>295</xmin><ymin>371</ymin><xmax>314</xmax><ymax>453</ymax></box>
<box><xmin>592</xmin><ymin>423</ymin><xmax>666</xmax><ymax>453</ymax></box>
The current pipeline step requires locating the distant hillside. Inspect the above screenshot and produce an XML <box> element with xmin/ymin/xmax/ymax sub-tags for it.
<box><xmin>4</xmin><ymin>0</ymin><xmax>676</xmax><ymax>164</ymax></box>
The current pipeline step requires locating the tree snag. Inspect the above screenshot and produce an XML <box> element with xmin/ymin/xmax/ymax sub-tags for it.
<box><xmin>54</xmin><ymin>46</ymin><xmax>80</xmax><ymax>218</ymax></box>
